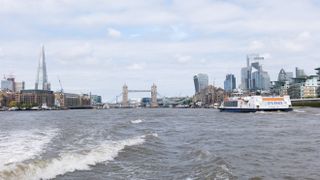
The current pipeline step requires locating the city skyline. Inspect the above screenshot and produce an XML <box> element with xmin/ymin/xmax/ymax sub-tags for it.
<box><xmin>1</xmin><ymin>0</ymin><xmax>320</xmax><ymax>100</ymax></box>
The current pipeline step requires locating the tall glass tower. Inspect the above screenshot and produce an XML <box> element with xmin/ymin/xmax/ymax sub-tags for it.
<box><xmin>35</xmin><ymin>45</ymin><xmax>50</xmax><ymax>90</ymax></box>
<box><xmin>193</xmin><ymin>73</ymin><xmax>209</xmax><ymax>93</ymax></box>
<box><xmin>224</xmin><ymin>74</ymin><xmax>236</xmax><ymax>92</ymax></box>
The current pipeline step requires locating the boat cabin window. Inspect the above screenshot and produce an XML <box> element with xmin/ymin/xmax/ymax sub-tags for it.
<box><xmin>224</xmin><ymin>101</ymin><xmax>238</xmax><ymax>107</ymax></box>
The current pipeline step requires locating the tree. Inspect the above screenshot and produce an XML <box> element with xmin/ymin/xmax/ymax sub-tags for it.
<box><xmin>9</xmin><ymin>101</ymin><xmax>17</xmax><ymax>108</ymax></box>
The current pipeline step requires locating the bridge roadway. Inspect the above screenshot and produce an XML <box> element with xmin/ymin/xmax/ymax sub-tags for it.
<box><xmin>128</xmin><ymin>90</ymin><xmax>151</xmax><ymax>93</ymax></box>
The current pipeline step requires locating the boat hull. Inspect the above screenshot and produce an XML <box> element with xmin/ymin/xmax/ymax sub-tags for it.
<box><xmin>219</xmin><ymin>108</ymin><xmax>293</xmax><ymax>113</ymax></box>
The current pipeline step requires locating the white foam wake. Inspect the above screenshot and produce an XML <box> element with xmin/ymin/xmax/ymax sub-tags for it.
<box><xmin>0</xmin><ymin>129</ymin><xmax>58</xmax><ymax>170</ymax></box>
<box><xmin>130</xmin><ymin>119</ymin><xmax>143</xmax><ymax>124</ymax></box>
<box><xmin>0</xmin><ymin>135</ymin><xmax>146</xmax><ymax>180</ymax></box>
<box><xmin>293</xmin><ymin>109</ymin><xmax>306</xmax><ymax>113</ymax></box>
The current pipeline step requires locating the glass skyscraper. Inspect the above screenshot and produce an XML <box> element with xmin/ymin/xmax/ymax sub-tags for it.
<box><xmin>252</xmin><ymin>71</ymin><xmax>270</xmax><ymax>90</ymax></box>
<box><xmin>241</xmin><ymin>66</ymin><xmax>252</xmax><ymax>90</ymax></box>
<box><xmin>241</xmin><ymin>54</ymin><xmax>270</xmax><ymax>91</ymax></box>
<box><xmin>35</xmin><ymin>45</ymin><xmax>51</xmax><ymax>91</ymax></box>
<box><xmin>224</xmin><ymin>74</ymin><xmax>236</xmax><ymax>92</ymax></box>
<box><xmin>193</xmin><ymin>73</ymin><xmax>209</xmax><ymax>93</ymax></box>
<box><xmin>295</xmin><ymin>67</ymin><xmax>307</xmax><ymax>78</ymax></box>
<box><xmin>1</xmin><ymin>78</ymin><xmax>14</xmax><ymax>91</ymax></box>
<box><xmin>278</xmin><ymin>68</ymin><xmax>293</xmax><ymax>82</ymax></box>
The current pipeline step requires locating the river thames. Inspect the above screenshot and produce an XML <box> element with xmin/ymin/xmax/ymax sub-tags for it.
<box><xmin>1</xmin><ymin>108</ymin><xmax>320</xmax><ymax>180</ymax></box>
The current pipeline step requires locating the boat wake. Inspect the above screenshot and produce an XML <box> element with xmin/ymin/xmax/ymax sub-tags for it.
<box><xmin>293</xmin><ymin>109</ymin><xmax>306</xmax><ymax>113</ymax></box>
<box><xmin>0</xmin><ymin>129</ymin><xmax>58</xmax><ymax>170</ymax></box>
<box><xmin>0</xmin><ymin>135</ymin><xmax>146</xmax><ymax>180</ymax></box>
<box><xmin>130</xmin><ymin>119</ymin><xmax>143</xmax><ymax>124</ymax></box>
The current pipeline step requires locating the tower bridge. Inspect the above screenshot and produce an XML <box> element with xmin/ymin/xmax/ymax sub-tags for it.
<box><xmin>112</xmin><ymin>84</ymin><xmax>192</xmax><ymax>108</ymax></box>
<box><xmin>122</xmin><ymin>84</ymin><xmax>158</xmax><ymax>108</ymax></box>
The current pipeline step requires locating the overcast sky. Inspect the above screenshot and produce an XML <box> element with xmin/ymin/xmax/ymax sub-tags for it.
<box><xmin>0</xmin><ymin>0</ymin><xmax>320</xmax><ymax>101</ymax></box>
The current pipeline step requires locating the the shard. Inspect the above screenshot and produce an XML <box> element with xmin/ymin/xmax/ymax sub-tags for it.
<box><xmin>35</xmin><ymin>45</ymin><xmax>50</xmax><ymax>90</ymax></box>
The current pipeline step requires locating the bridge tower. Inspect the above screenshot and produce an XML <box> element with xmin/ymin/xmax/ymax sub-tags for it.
<box><xmin>151</xmin><ymin>84</ymin><xmax>158</xmax><ymax>108</ymax></box>
<box><xmin>122</xmin><ymin>84</ymin><xmax>129</xmax><ymax>107</ymax></box>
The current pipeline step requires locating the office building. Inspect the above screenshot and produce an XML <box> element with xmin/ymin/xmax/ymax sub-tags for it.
<box><xmin>193</xmin><ymin>73</ymin><xmax>209</xmax><ymax>93</ymax></box>
<box><xmin>224</xmin><ymin>74</ymin><xmax>236</xmax><ymax>92</ymax></box>
<box><xmin>252</xmin><ymin>71</ymin><xmax>271</xmax><ymax>90</ymax></box>
<box><xmin>16</xmin><ymin>90</ymin><xmax>55</xmax><ymax>107</ymax></box>
<box><xmin>288</xmin><ymin>75</ymin><xmax>318</xmax><ymax>99</ymax></box>
<box><xmin>35</xmin><ymin>45</ymin><xmax>51</xmax><ymax>90</ymax></box>
<box><xmin>55</xmin><ymin>93</ymin><xmax>91</xmax><ymax>108</ymax></box>
<box><xmin>241</xmin><ymin>66</ymin><xmax>251</xmax><ymax>90</ymax></box>
<box><xmin>1</xmin><ymin>76</ymin><xmax>25</xmax><ymax>92</ymax></box>
<box><xmin>91</xmin><ymin>95</ymin><xmax>102</xmax><ymax>105</ymax></box>
<box><xmin>240</xmin><ymin>54</ymin><xmax>270</xmax><ymax>91</ymax></box>
<box><xmin>1</xmin><ymin>77</ymin><xmax>14</xmax><ymax>91</ymax></box>
<box><xmin>295</xmin><ymin>67</ymin><xmax>307</xmax><ymax>78</ymax></box>
<box><xmin>15</xmin><ymin>82</ymin><xmax>25</xmax><ymax>92</ymax></box>
<box><xmin>316</xmin><ymin>67</ymin><xmax>320</xmax><ymax>80</ymax></box>
<box><xmin>278</xmin><ymin>69</ymin><xmax>293</xmax><ymax>82</ymax></box>
<box><xmin>316</xmin><ymin>67</ymin><xmax>320</xmax><ymax>97</ymax></box>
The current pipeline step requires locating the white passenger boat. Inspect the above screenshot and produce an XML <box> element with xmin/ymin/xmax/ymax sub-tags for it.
<box><xmin>219</xmin><ymin>95</ymin><xmax>293</xmax><ymax>112</ymax></box>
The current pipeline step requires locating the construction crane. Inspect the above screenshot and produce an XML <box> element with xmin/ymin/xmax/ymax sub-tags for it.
<box><xmin>58</xmin><ymin>76</ymin><xmax>64</xmax><ymax>93</ymax></box>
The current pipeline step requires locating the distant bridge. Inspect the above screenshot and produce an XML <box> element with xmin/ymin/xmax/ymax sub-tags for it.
<box><xmin>122</xmin><ymin>84</ymin><xmax>158</xmax><ymax>108</ymax></box>
<box><xmin>128</xmin><ymin>90</ymin><xmax>151</xmax><ymax>93</ymax></box>
<box><xmin>111</xmin><ymin>85</ymin><xmax>191</xmax><ymax>108</ymax></box>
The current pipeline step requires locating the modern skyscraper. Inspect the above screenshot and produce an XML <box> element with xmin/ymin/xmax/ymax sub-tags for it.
<box><xmin>252</xmin><ymin>71</ymin><xmax>270</xmax><ymax>90</ymax></box>
<box><xmin>15</xmin><ymin>82</ymin><xmax>25</xmax><ymax>92</ymax></box>
<box><xmin>224</xmin><ymin>74</ymin><xmax>236</xmax><ymax>92</ymax></box>
<box><xmin>35</xmin><ymin>45</ymin><xmax>50</xmax><ymax>90</ymax></box>
<box><xmin>316</xmin><ymin>67</ymin><xmax>320</xmax><ymax>80</ymax></box>
<box><xmin>278</xmin><ymin>69</ymin><xmax>286</xmax><ymax>82</ymax></box>
<box><xmin>193</xmin><ymin>73</ymin><xmax>209</xmax><ymax>93</ymax></box>
<box><xmin>241</xmin><ymin>66</ymin><xmax>251</xmax><ymax>90</ymax></box>
<box><xmin>240</xmin><ymin>54</ymin><xmax>270</xmax><ymax>91</ymax></box>
<box><xmin>295</xmin><ymin>67</ymin><xmax>307</xmax><ymax>78</ymax></box>
<box><xmin>1</xmin><ymin>77</ymin><xmax>15</xmax><ymax>92</ymax></box>
<box><xmin>278</xmin><ymin>69</ymin><xmax>293</xmax><ymax>82</ymax></box>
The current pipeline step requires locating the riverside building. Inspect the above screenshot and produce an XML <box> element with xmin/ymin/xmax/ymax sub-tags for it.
<box><xmin>16</xmin><ymin>90</ymin><xmax>55</xmax><ymax>107</ymax></box>
<box><xmin>54</xmin><ymin>93</ymin><xmax>91</xmax><ymax>109</ymax></box>
<box><xmin>288</xmin><ymin>76</ymin><xmax>318</xmax><ymax>99</ymax></box>
<box><xmin>316</xmin><ymin>67</ymin><xmax>320</xmax><ymax>96</ymax></box>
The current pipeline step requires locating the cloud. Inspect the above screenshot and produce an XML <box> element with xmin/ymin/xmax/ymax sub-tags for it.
<box><xmin>248</xmin><ymin>40</ymin><xmax>265</xmax><ymax>51</ymax></box>
<box><xmin>0</xmin><ymin>47</ymin><xmax>4</xmax><ymax>57</ymax></box>
<box><xmin>175</xmin><ymin>54</ymin><xmax>192</xmax><ymax>63</ymax></box>
<box><xmin>107</xmin><ymin>28</ymin><xmax>122</xmax><ymax>38</ymax></box>
<box><xmin>126</xmin><ymin>63</ymin><xmax>146</xmax><ymax>70</ymax></box>
<box><xmin>170</xmin><ymin>26</ymin><xmax>189</xmax><ymax>40</ymax></box>
<box><xmin>298</xmin><ymin>31</ymin><xmax>311</xmax><ymax>41</ymax></box>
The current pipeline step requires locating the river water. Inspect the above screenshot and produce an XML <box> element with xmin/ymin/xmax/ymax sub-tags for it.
<box><xmin>0</xmin><ymin>108</ymin><xmax>320</xmax><ymax>180</ymax></box>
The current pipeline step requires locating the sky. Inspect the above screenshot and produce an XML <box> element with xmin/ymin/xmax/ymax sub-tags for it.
<box><xmin>0</xmin><ymin>0</ymin><xmax>320</xmax><ymax>102</ymax></box>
